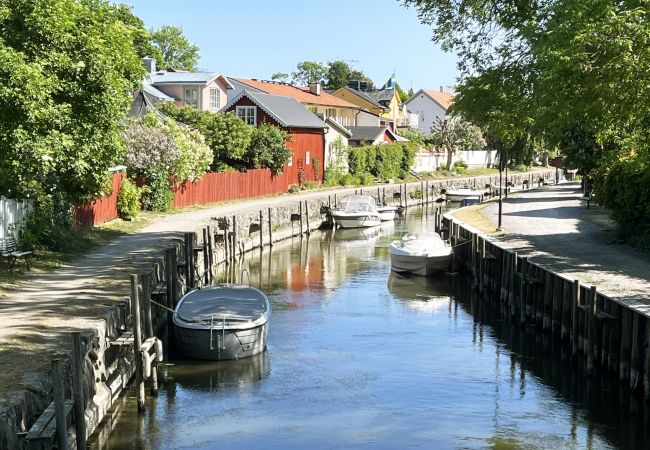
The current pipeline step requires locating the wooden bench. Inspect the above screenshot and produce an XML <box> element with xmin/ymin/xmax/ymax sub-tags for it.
<box><xmin>581</xmin><ymin>192</ymin><xmax>595</xmax><ymax>209</ymax></box>
<box><xmin>0</xmin><ymin>236</ymin><xmax>33</xmax><ymax>271</ymax></box>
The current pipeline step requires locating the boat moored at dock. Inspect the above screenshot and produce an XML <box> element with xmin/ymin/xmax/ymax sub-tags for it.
<box><xmin>388</xmin><ymin>232</ymin><xmax>453</xmax><ymax>276</ymax></box>
<box><xmin>331</xmin><ymin>195</ymin><xmax>381</xmax><ymax>228</ymax></box>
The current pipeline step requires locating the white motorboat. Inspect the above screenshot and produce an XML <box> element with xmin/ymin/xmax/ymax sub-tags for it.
<box><xmin>388</xmin><ymin>232</ymin><xmax>453</xmax><ymax>276</ymax></box>
<box><xmin>331</xmin><ymin>195</ymin><xmax>381</xmax><ymax>228</ymax></box>
<box><xmin>376</xmin><ymin>204</ymin><xmax>399</xmax><ymax>221</ymax></box>
<box><xmin>445</xmin><ymin>188</ymin><xmax>482</xmax><ymax>203</ymax></box>
<box><xmin>173</xmin><ymin>284</ymin><xmax>271</xmax><ymax>361</ymax></box>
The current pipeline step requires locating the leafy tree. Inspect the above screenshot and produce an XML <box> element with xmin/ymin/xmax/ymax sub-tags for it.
<box><xmin>113</xmin><ymin>4</ymin><xmax>164</xmax><ymax>63</ymax></box>
<box><xmin>429</xmin><ymin>117</ymin><xmax>486</xmax><ymax>170</ymax></box>
<box><xmin>292</xmin><ymin>61</ymin><xmax>327</xmax><ymax>85</ymax></box>
<box><xmin>0</xmin><ymin>0</ymin><xmax>144</xmax><ymax>205</ymax></box>
<box><xmin>407</xmin><ymin>87</ymin><xmax>414</xmax><ymax>98</ymax></box>
<box><xmin>271</xmin><ymin>72</ymin><xmax>290</xmax><ymax>83</ymax></box>
<box><xmin>159</xmin><ymin>104</ymin><xmax>253</xmax><ymax>169</ymax></box>
<box><xmin>151</xmin><ymin>25</ymin><xmax>200</xmax><ymax>71</ymax></box>
<box><xmin>349</xmin><ymin>70</ymin><xmax>375</xmax><ymax>89</ymax></box>
<box><xmin>246</xmin><ymin>125</ymin><xmax>292</xmax><ymax>174</ymax></box>
<box><xmin>398</xmin><ymin>128</ymin><xmax>426</xmax><ymax>146</ymax></box>
<box><xmin>326</xmin><ymin>60</ymin><xmax>353</xmax><ymax>90</ymax></box>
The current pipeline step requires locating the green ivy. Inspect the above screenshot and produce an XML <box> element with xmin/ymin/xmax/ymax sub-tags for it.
<box><xmin>117</xmin><ymin>179</ymin><xmax>142</xmax><ymax>220</ymax></box>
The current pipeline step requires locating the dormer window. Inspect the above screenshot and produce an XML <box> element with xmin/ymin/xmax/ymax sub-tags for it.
<box><xmin>236</xmin><ymin>106</ymin><xmax>257</xmax><ymax>125</ymax></box>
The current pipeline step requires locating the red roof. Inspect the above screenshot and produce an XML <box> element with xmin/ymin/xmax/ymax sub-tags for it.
<box><xmin>423</xmin><ymin>90</ymin><xmax>454</xmax><ymax>110</ymax></box>
<box><xmin>235</xmin><ymin>79</ymin><xmax>360</xmax><ymax>109</ymax></box>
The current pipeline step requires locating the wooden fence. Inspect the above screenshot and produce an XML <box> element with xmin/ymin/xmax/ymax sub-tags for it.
<box><xmin>75</xmin><ymin>168</ymin><xmax>291</xmax><ymax>227</ymax></box>
<box><xmin>0</xmin><ymin>196</ymin><xmax>33</xmax><ymax>238</ymax></box>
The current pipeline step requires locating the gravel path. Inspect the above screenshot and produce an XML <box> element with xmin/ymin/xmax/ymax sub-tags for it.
<box><xmin>477</xmin><ymin>182</ymin><xmax>650</xmax><ymax>317</ymax></box>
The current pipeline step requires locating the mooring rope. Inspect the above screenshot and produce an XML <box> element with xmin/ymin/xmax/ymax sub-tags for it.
<box><xmin>149</xmin><ymin>299</ymin><xmax>175</xmax><ymax>313</ymax></box>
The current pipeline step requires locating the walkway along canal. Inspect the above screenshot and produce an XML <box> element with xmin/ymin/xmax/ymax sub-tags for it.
<box><xmin>88</xmin><ymin>204</ymin><xmax>648</xmax><ymax>449</ymax></box>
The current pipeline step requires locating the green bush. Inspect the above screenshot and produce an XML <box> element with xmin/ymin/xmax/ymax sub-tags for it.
<box><xmin>288</xmin><ymin>185</ymin><xmax>300</xmax><ymax>193</ymax></box>
<box><xmin>452</xmin><ymin>159</ymin><xmax>468</xmax><ymax>174</ymax></box>
<box><xmin>347</xmin><ymin>143</ymin><xmax>416</xmax><ymax>181</ymax></box>
<box><xmin>117</xmin><ymin>179</ymin><xmax>142</xmax><ymax>220</ymax></box>
<box><xmin>340</xmin><ymin>173</ymin><xmax>358</xmax><ymax>186</ymax></box>
<box><xmin>410</xmin><ymin>188</ymin><xmax>424</xmax><ymax>199</ymax></box>
<box><xmin>357</xmin><ymin>173</ymin><xmax>375</xmax><ymax>186</ymax></box>
<box><xmin>142</xmin><ymin>172</ymin><xmax>174</xmax><ymax>212</ymax></box>
<box><xmin>246</xmin><ymin>124</ymin><xmax>292</xmax><ymax>174</ymax></box>
<box><xmin>19</xmin><ymin>194</ymin><xmax>73</xmax><ymax>251</ymax></box>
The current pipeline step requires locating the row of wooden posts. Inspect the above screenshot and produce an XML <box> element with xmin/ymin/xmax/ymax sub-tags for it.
<box><xmin>445</xmin><ymin>216</ymin><xmax>650</xmax><ymax>398</ymax></box>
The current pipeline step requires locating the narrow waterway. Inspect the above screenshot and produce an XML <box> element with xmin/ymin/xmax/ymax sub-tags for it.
<box><xmin>91</xmin><ymin>207</ymin><xmax>648</xmax><ymax>449</ymax></box>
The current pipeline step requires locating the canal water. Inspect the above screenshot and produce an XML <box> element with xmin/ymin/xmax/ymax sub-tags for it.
<box><xmin>91</xmin><ymin>207</ymin><xmax>648</xmax><ymax>449</ymax></box>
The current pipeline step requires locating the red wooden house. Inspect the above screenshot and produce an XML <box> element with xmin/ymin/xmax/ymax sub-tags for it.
<box><xmin>223</xmin><ymin>90</ymin><xmax>327</xmax><ymax>184</ymax></box>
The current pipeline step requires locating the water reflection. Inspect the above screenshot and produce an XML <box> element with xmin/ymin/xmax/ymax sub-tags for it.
<box><xmin>91</xmin><ymin>206</ymin><xmax>647</xmax><ymax>450</ymax></box>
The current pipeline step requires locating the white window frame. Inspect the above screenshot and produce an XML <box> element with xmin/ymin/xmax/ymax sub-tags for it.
<box><xmin>326</xmin><ymin>108</ymin><xmax>336</xmax><ymax>118</ymax></box>
<box><xmin>288</xmin><ymin>154</ymin><xmax>293</xmax><ymax>167</ymax></box>
<box><xmin>305</xmin><ymin>151</ymin><xmax>311</xmax><ymax>165</ymax></box>
<box><xmin>235</xmin><ymin>106</ymin><xmax>257</xmax><ymax>125</ymax></box>
<box><xmin>184</xmin><ymin>86</ymin><xmax>199</xmax><ymax>108</ymax></box>
<box><xmin>210</xmin><ymin>88</ymin><xmax>220</xmax><ymax>110</ymax></box>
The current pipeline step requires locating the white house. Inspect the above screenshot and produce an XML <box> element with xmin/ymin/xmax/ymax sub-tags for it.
<box><xmin>404</xmin><ymin>88</ymin><xmax>454</xmax><ymax>136</ymax></box>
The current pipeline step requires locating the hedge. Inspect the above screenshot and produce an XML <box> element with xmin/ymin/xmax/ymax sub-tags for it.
<box><xmin>347</xmin><ymin>143</ymin><xmax>416</xmax><ymax>181</ymax></box>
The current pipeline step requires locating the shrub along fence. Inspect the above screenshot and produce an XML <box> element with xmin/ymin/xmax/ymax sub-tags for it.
<box><xmin>75</xmin><ymin>168</ymin><xmax>291</xmax><ymax>227</ymax></box>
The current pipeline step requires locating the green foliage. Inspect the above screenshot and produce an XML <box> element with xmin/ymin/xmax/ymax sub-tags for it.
<box><xmin>160</xmin><ymin>104</ymin><xmax>253</xmax><ymax>170</ymax></box>
<box><xmin>349</xmin><ymin>70</ymin><xmax>376</xmax><ymax>89</ymax></box>
<box><xmin>150</xmin><ymin>25</ymin><xmax>199</xmax><ymax>71</ymax></box>
<box><xmin>19</xmin><ymin>194</ymin><xmax>73</xmax><ymax>251</ymax></box>
<box><xmin>0</xmin><ymin>0</ymin><xmax>145</xmax><ymax>205</ymax></box>
<box><xmin>113</xmin><ymin>4</ymin><xmax>164</xmax><ymax>63</ymax></box>
<box><xmin>326</xmin><ymin>60</ymin><xmax>353</xmax><ymax>90</ymax></box>
<box><xmin>452</xmin><ymin>159</ymin><xmax>468</xmax><ymax>174</ymax></box>
<box><xmin>271</xmin><ymin>72</ymin><xmax>289</xmax><ymax>83</ymax></box>
<box><xmin>292</xmin><ymin>61</ymin><xmax>327</xmax><ymax>85</ymax></box>
<box><xmin>395</xmin><ymin>83</ymin><xmax>408</xmax><ymax>103</ymax></box>
<box><xmin>117</xmin><ymin>178</ymin><xmax>142</xmax><ymax>220</ymax></box>
<box><xmin>410</xmin><ymin>188</ymin><xmax>423</xmax><ymax>200</ymax></box>
<box><xmin>348</xmin><ymin>143</ymin><xmax>416</xmax><ymax>181</ymax></box>
<box><xmin>429</xmin><ymin>116</ymin><xmax>486</xmax><ymax>170</ymax></box>
<box><xmin>398</xmin><ymin>129</ymin><xmax>426</xmax><ymax>145</ymax></box>
<box><xmin>288</xmin><ymin>185</ymin><xmax>300</xmax><ymax>194</ymax></box>
<box><xmin>594</xmin><ymin>152</ymin><xmax>650</xmax><ymax>234</ymax></box>
<box><xmin>246</xmin><ymin>125</ymin><xmax>291</xmax><ymax>174</ymax></box>
<box><xmin>141</xmin><ymin>171</ymin><xmax>174</xmax><ymax>212</ymax></box>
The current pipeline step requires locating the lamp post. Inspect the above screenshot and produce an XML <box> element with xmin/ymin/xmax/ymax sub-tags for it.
<box><xmin>504</xmin><ymin>146</ymin><xmax>509</xmax><ymax>199</ymax></box>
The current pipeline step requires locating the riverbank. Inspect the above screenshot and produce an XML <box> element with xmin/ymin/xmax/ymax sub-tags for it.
<box><xmin>0</xmin><ymin>170</ymin><xmax>551</xmax><ymax>449</ymax></box>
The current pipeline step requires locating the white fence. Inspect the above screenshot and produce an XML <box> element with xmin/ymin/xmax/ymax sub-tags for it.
<box><xmin>0</xmin><ymin>196</ymin><xmax>33</xmax><ymax>239</ymax></box>
<box><xmin>412</xmin><ymin>150</ymin><xmax>497</xmax><ymax>173</ymax></box>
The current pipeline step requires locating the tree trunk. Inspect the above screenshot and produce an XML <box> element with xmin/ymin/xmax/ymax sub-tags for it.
<box><xmin>445</xmin><ymin>145</ymin><xmax>453</xmax><ymax>170</ymax></box>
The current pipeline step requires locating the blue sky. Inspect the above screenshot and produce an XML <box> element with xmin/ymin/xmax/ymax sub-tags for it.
<box><xmin>118</xmin><ymin>0</ymin><xmax>457</xmax><ymax>91</ymax></box>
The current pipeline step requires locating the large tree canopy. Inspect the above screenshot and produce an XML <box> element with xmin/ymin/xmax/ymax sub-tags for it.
<box><xmin>150</xmin><ymin>24</ymin><xmax>200</xmax><ymax>71</ymax></box>
<box><xmin>0</xmin><ymin>0</ymin><xmax>144</xmax><ymax>203</ymax></box>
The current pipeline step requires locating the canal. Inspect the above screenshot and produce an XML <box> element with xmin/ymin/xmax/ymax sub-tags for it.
<box><xmin>91</xmin><ymin>207</ymin><xmax>648</xmax><ymax>449</ymax></box>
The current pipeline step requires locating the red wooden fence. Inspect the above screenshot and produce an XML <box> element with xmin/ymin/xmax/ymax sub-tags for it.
<box><xmin>74</xmin><ymin>171</ymin><xmax>124</xmax><ymax>227</ymax></box>
<box><xmin>75</xmin><ymin>168</ymin><xmax>293</xmax><ymax>227</ymax></box>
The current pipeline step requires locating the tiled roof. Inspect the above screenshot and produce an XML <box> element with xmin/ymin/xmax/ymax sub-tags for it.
<box><xmin>233</xmin><ymin>79</ymin><xmax>360</xmax><ymax>109</ymax></box>
<box><xmin>422</xmin><ymin>90</ymin><xmax>454</xmax><ymax>110</ymax></box>
<box><xmin>223</xmin><ymin>90</ymin><xmax>326</xmax><ymax>129</ymax></box>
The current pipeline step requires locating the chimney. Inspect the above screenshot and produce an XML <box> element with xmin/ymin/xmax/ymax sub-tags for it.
<box><xmin>308</xmin><ymin>82</ymin><xmax>322</xmax><ymax>96</ymax></box>
<box><xmin>440</xmin><ymin>85</ymin><xmax>444</xmax><ymax>92</ymax></box>
<box><xmin>143</xmin><ymin>57</ymin><xmax>157</xmax><ymax>75</ymax></box>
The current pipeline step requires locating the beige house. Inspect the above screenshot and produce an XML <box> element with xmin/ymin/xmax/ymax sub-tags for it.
<box><xmin>141</xmin><ymin>57</ymin><xmax>233</xmax><ymax>112</ymax></box>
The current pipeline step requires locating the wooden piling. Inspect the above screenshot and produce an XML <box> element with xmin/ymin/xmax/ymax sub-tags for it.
<box><xmin>232</xmin><ymin>216</ymin><xmax>238</xmax><ymax>259</ymax></box>
<box><xmin>620</xmin><ymin>308</ymin><xmax>632</xmax><ymax>383</ymax></box>
<box><xmin>141</xmin><ymin>271</ymin><xmax>158</xmax><ymax>396</ymax></box>
<box><xmin>259</xmin><ymin>211</ymin><xmax>264</xmax><ymax>248</ymax></box>
<box><xmin>630</xmin><ymin>312</ymin><xmax>643</xmax><ymax>391</ymax></box>
<box><xmin>165</xmin><ymin>249</ymin><xmax>175</xmax><ymax>327</ymax></box>
<box><xmin>51</xmin><ymin>358</ymin><xmax>69</xmax><ymax>450</ymax></box>
<box><xmin>202</xmin><ymin>228</ymin><xmax>209</xmax><ymax>285</ymax></box>
<box><xmin>560</xmin><ymin>278</ymin><xmax>571</xmax><ymax>343</ymax></box>
<box><xmin>130</xmin><ymin>274</ymin><xmax>145</xmax><ymax>411</ymax></box>
<box><xmin>509</xmin><ymin>253</ymin><xmax>518</xmax><ymax>320</ymax></box>
<box><xmin>71</xmin><ymin>332</ymin><xmax>86</xmax><ymax>450</ymax></box>
<box><xmin>299</xmin><ymin>201</ymin><xmax>303</xmax><ymax>235</ymax></box>
<box><xmin>519</xmin><ymin>257</ymin><xmax>527</xmax><ymax>326</ymax></box>
<box><xmin>304</xmin><ymin>200</ymin><xmax>310</xmax><ymax>235</ymax></box>
<box><xmin>206</xmin><ymin>225</ymin><xmax>214</xmax><ymax>283</ymax></box>
<box><xmin>586</xmin><ymin>285</ymin><xmax>597</xmax><ymax>375</ymax></box>
<box><xmin>184</xmin><ymin>232</ymin><xmax>194</xmax><ymax>289</ymax></box>
<box><xmin>571</xmin><ymin>280</ymin><xmax>580</xmax><ymax>356</ymax></box>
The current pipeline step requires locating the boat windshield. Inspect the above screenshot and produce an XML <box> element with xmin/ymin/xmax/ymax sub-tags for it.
<box><xmin>338</xmin><ymin>195</ymin><xmax>377</xmax><ymax>213</ymax></box>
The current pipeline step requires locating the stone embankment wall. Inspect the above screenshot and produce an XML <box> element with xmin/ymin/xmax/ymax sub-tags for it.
<box><xmin>1</xmin><ymin>170</ymin><xmax>552</xmax><ymax>449</ymax></box>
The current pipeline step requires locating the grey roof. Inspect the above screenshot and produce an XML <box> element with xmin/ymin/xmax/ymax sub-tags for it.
<box><xmin>227</xmin><ymin>78</ymin><xmax>266</xmax><ymax>94</ymax></box>
<box><xmin>348</xmin><ymin>126</ymin><xmax>387</xmax><ymax>142</ymax></box>
<box><xmin>346</xmin><ymin>87</ymin><xmax>388</xmax><ymax>110</ymax></box>
<box><xmin>142</xmin><ymin>82</ymin><xmax>174</xmax><ymax>101</ymax></box>
<box><xmin>223</xmin><ymin>90</ymin><xmax>326</xmax><ymax>129</ymax></box>
<box><xmin>127</xmin><ymin>90</ymin><xmax>170</xmax><ymax>120</ymax></box>
<box><xmin>367</xmin><ymin>88</ymin><xmax>395</xmax><ymax>103</ymax></box>
<box><xmin>150</xmin><ymin>71</ymin><xmax>221</xmax><ymax>85</ymax></box>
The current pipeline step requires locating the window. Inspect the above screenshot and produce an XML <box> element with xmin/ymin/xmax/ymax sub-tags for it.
<box><xmin>236</xmin><ymin>106</ymin><xmax>256</xmax><ymax>125</ymax></box>
<box><xmin>326</xmin><ymin>108</ymin><xmax>336</xmax><ymax>118</ymax></box>
<box><xmin>184</xmin><ymin>87</ymin><xmax>198</xmax><ymax>108</ymax></box>
<box><xmin>288</xmin><ymin>154</ymin><xmax>293</xmax><ymax>167</ymax></box>
<box><xmin>305</xmin><ymin>151</ymin><xmax>311</xmax><ymax>165</ymax></box>
<box><xmin>210</xmin><ymin>88</ymin><xmax>220</xmax><ymax>110</ymax></box>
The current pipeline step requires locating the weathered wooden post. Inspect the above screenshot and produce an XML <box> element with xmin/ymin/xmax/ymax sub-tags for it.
<box><xmin>586</xmin><ymin>285</ymin><xmax>597</xmax><ymax>375</ymax></box>
<box><xmin>267</xmin><ymin>208</ymin><xmax>273</xmax><ymax>247</ymax></box>
<box><xmin>298</xmin><ymin>201</ymin><xmax>303</xmax><ymax>235</ymax></box>
<box><xmin>206</xmin><ymin>225</ymin><xmax>214</xmax><ymax>283</ymax></box>
<box><xmin>71</xmin><ymin>332</ymin><xmax>86</xmax><ymax>450</ymax></box>
<box><xmin>304</xmin><ymin>200</ymin><xmax>310</xmax><ymax>235</ymax></box>
<box><xmin>420</xmin><ymin>181</ymin><xmax>424</xmax><ymax>205</ymax></box>
<box><xmin>519</xmin><ymin>257</ymin><xmax>528</xmax><ymax>326</ymax></box>
<box><xmin>232</xmin><ymin>216</ymin><xmax>238</xmax><ymax>259</ymax></box>
<box><xmin>621</xmin><ymin>309</ymin><xmax>632</xmax><ymax>383</ymax></box>
<box><xmin>571</xmin><ymin>280</ymin><xmax>580</xmax><ymax>356</ymax></box>
<box><xmin>202</xmin><ymin>228</ymin><xmax>210</xmax><ymax>285</ymax></box>
<box><xmin>509</xmin><ymin>252</ymin><xmax>518</xmax><ymax>319</ymax></box>
<box><xmin>630</xmin><ymin>312</ymin><xmax>643</xmax><ymax>391</ymax></box>
<box><xmin>184</xmin><ymin>232</ymin><xmax>194</xmax><ymax>288</ymax></box>
<box><xmin>403</xmin><ymin>183</ymin><xmax>407</xmax><ymax>208</ymax></box>
<box><xmin>165</xmin><ymin>249</ymin><xmax>175</xmax><ymax>328</ymax></box>
<box><xmin>259</xmin><ymin>210</ymin><xmax>264</xmax><ymax>249</ymax></box>
<box><xmin>426</xmin><ymin>181</ymin><xmax>429</xmax><ymax>204</ymax></box>
<box><xmin>51</xmin><ymin>358</ymin><xmax>69</xmax><ymax>450</ymax></box>
<box><xmin>383</xmin><ymin>187</ymin><xmax>386</xmax><ymax>204</ymax></box>
<box><xmin>130</xmin><ymin>274</ymin><xmax>145</xmax><ymax>411</ymax></box>
<box><xmin>141</xmin><ymin>271</ymin><xmax>158</xmax><ymax>396</ymax></box>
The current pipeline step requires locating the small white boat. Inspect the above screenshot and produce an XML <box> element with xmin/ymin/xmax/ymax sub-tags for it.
<box><xmin>173</xmin><ymin>284</ymin><xmax>271</xmax><ymax>361</ymax></box>
<box><xmin>445</xmin><ymin>188</ymin><xmax>482</xmax><ymax>203</ymax></box>
<box><xmin>331</xmin><ymin>195</ymin><xmax>381</xmax><ymax>229</ymax></box>
<box><xmin>388</xmin><ymin>232</ymin><xmax>453</xmax><ymax>276</ymax></box>
<box><xmin>376</xmin><ymin>204</ymin><xmax>399</xmax><ymax>221</ymax></box>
